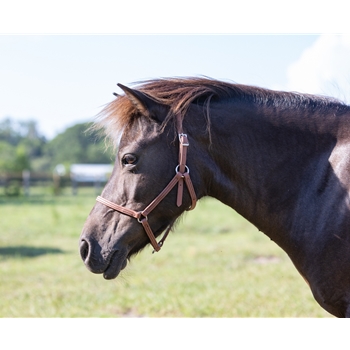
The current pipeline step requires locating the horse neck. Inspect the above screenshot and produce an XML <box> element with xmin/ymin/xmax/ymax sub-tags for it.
<box><xmin>189</xmin><ymin>100</ymin><xmax>339</xmax><ymax>242</ymax></box>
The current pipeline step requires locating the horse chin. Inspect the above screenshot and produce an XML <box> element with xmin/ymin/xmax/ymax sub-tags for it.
<box><xmin>101</xmin><ymin>227</ymin><xmax>167</xmax><ymax>280</ymax></box>
<box><xmin>103</xmin><ymin>250</ymin><xmax>129</xmax><ymax>280</ymax></box>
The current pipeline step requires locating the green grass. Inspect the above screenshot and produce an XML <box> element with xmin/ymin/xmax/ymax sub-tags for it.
<box><xmin>0</xmin><ymin>187</ymin><xmax>332</xmax><ymax>317</ymax></box>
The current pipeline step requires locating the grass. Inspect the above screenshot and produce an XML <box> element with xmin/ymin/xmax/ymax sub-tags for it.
<box><xmin>0</xmin><ymin>187</ymin><xmax>332</xmax><ymax>317</ymax></box>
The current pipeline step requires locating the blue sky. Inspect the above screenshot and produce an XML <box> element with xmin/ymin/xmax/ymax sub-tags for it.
<box><xmin>1</xmin><ymin>2</ymin><xmax>350</xmax><ymax>139</ymax></box>
<box><xmin>0</xmin><ymin>34</ymin><xmax>337</xmax><ymax>139</ymax></box>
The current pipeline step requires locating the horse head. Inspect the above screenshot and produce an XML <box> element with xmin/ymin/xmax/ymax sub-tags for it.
<box><xmin>79</xmin><ymin>84</ymin><xmax>201</xmax><ymax>279</ymax></box>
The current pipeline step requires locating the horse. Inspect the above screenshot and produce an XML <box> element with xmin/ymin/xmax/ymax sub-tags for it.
<box><xmin>80</xmin><ymin>77</ymin><xmax>350</xmax><ymax>317</ymax></box>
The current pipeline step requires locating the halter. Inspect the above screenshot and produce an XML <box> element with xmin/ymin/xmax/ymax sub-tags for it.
<box><xmin>96</xmin><ymin>114</ymin><xmax>197</xmax><ymax>252</ymax></box>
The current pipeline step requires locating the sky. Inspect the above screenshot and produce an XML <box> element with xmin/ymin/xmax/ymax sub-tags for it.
<box><xmin>2</xmin><ymin>34</ymin><xmax>350</xmax><ymax>139</ymax></box>
<box><xmin>1</xmin><ymin>2</ymin><xmax>350</xmax><ymax>141</ymax></box>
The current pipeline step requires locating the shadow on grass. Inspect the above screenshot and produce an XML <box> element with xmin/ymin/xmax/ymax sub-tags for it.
<box><xmin>0</xmin><ymin>245</ymin><xmax>65</xmax><ymax>258</ymax></box>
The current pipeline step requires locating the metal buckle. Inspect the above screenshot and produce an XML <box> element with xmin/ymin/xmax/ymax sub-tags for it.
<box><xmin>178</xmin><ymin>133</ymin><xmax>189</xmax><ymax>146</ymax></box>
<box><xmin>152</xmin><ymin>241</ymin><xmax>163</xmax><ymax>254</ymax></box>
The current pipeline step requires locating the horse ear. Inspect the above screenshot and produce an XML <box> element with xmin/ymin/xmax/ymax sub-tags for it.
<box><xmin>117</xmin><ymin>83</ymin><xmax>168</xmax><ymax>122</ymax></box>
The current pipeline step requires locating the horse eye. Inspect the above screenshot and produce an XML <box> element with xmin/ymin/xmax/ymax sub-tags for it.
<box><xmin>122</xmin><ymin>154</ymin><xmax>137</xmax><ymax>165</ymax></box>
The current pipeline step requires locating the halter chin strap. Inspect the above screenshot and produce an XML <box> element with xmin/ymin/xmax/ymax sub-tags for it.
<box><xmin>96</xmin><ymin>114</ymin><xmax>197</xmax><ymax>252</ymax></box>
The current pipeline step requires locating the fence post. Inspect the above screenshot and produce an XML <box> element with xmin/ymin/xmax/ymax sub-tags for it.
<box><xmin>22</xmin><ymin>169</ymin><xmax>30</xmax><ymax>196</ymax></box>
<box><xmin>53</xmin><ymin>164</ymin><xmax>66</xmax><ymax>195</ymax></box>
<box><xmin>72</xmin><ymin>178</ymin><xmax>78</xmax><ymax>195</ymax></box>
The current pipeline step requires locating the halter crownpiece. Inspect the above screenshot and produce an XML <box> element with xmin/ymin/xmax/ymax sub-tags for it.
<box><xmin>96</xmin><ymin>114</ymin><xmax>197</xmax><ymax>252</ymax></box>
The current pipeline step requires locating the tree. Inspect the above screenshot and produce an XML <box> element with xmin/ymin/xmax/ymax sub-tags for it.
<box><xmin>0</xmin><ymin>141</ymin><xmax>16</xmax><ymax>171</ymax></box>
<box><xmin>0</xmin><ymin>118</ymin><xmax>46</xmax><ymax>172</ymax></box>
<box><xmin>0</xmin><ymin>118</ymin><xmax>22</xmax><ymax>146</ymax></box>
<box><xmin>45</xmin><ymin>123</ymin><xmax>114</xmax><ymax>169</ymax></box>
<box><xmin>0</xmin><ymin>118</ymin><xmax>114</xmax><ymax>173</ymax></box>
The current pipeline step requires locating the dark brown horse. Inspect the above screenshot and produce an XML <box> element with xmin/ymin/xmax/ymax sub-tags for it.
<box><xmin>80</xmin><ymin>77</ymin><xmax>350</xmax><ymax>317</ymax></box>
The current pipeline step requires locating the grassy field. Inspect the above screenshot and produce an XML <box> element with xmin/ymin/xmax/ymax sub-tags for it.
<box><xmin>0</xmin><ymin>187</ymin><xmax>332</xmax><ymax>317</ymax></box>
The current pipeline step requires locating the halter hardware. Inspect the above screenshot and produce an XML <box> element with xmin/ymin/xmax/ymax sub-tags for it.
<box><xmin>96</xmin><ymin>114</ymin><xmax>197</xmax><ymax>253</ymax></box>
<box><xmin>179</xmin><ymin>133</ymin><xmax>189</xmax><ymax>146</ymax></box>
<box><xmin>137</xmin><ymin>214</ymin><xmax>148</xmax><ymax>223</ymax></box>
<box><xmin>175</xmin><ymin>165</ymin><xmax>189</xmax><ymax>175</ymax></box>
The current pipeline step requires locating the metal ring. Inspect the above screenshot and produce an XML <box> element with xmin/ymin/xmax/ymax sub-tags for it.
<box><xmin>175</xmin><ymin>165</ymin><xmax>189</xmax><ymax>174</ymax></box>
<box><xmin>137</xmin><ymin>214</ymin><xmax>148</xmax><ymax>223</ymax></box>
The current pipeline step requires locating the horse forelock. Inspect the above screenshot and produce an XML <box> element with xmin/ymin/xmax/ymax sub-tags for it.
<box><xmin>93</xmin><ymin>77</ymin><xmax>232</xmax><ymax>147</ymax></box>
<box><xmin>93</xmin><ymin>95</ymin><xmax>135</xmax><ymax>150</ymax></box>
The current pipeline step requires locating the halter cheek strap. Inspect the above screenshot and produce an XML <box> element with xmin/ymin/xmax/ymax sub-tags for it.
<box><xmin>96</xmin><ymin>115</ymin><xmax>197</xmax><ymax>252</ymax></box>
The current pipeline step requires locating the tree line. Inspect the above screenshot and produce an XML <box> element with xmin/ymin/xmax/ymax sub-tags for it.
<box><xmin>0</xmin><ymin>118</ymin><xmax>114</xmax><ymax>174</ymax></box>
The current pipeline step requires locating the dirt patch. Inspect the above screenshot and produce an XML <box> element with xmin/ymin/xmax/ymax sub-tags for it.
<box><xmin>122</xmin><ymin>308</ymin><xmax>145</xmax><ymax>317</ymax></box>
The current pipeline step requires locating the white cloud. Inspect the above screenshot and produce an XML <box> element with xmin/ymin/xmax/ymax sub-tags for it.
<box><xmin>285</xmin><ymin>35</ymin><xmax>350</xmax><ymax>103</ymax></box>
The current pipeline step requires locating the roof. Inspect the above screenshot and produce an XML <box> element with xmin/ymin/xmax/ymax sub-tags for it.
<box><xmin>70</xmin><ymin>164</ymin><xmax>113</xmax><ymax>182</ymax></box>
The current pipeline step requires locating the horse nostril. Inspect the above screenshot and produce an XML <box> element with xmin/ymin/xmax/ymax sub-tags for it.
<box><xmin>80</xmin><ymin>240</ymin><xmax>90</xmax><ymax>262</ymax></box>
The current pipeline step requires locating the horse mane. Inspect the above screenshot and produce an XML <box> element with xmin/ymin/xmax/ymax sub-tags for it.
<box><xmin>95</xmin><ymin>77</ymin><xmax>349</xmax><ymax>147</ymax></box>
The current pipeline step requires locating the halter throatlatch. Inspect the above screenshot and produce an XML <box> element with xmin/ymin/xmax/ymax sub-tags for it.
<box><xmin>96</xmin><ymin>114</ymin><xmax>197</xmax><ymax>252</ymax></box>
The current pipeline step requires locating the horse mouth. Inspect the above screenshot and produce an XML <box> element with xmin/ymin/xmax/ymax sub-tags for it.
<box><xmin>103</xmin><ymin>250</ymin><xmax>129</xmax><ymax>280</ymax></box>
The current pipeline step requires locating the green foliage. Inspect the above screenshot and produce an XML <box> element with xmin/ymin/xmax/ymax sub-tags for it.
<box><xmin>0</xmin><ymin>118</ymin><xmax>45</xmax><ymax>172</ymax></box>
<box><xmin>0</xmin><ymin>141</ymin><xmax>16</xmax><ymax>171</ymax></box>
<box><xmin>14</xmin><ymin>144</ymin><xmax>31</xmax><ymax>171</ymax></box>
<box><xmin>45</xmin><ymin>123</ymin><xmax>113</xmax><ymax>167</ymax></box>
<box><xmin>0</xmin><ymin>141</ymin><xmax>30</xmax><ymax>172</ymax></box>
<box><xmin>0</xmin><ymin>118</ymin><xmax>114</xmax><ymax>173</ymax></box>
<box><xmin>0</xmin><ymin>118</ymin><xmax>23</xmax><ymax>146</ymax></box>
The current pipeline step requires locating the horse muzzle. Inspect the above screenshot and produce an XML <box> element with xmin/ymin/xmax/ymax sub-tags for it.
<box><xmin>79</xmin><ymin>237</ymin><xmax>129</xmax><ymax>279</ymax></box>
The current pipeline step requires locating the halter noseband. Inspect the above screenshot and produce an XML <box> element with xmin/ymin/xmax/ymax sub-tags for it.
<box><xmin>96</xmin><ymin>114</ymin><xmax>197</xmax><ymax>252</ymax></box>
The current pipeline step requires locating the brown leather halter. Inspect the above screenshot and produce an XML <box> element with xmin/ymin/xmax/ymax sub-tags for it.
<box><xmin>96</xmin><ymin>114</ymin><xmax>197</xmax><ymax>252</ymax></box>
